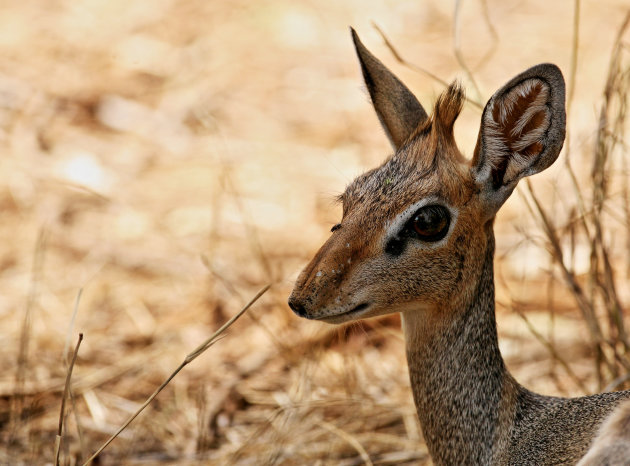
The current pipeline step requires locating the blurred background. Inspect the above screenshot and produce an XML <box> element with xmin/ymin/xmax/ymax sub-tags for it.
<box><xmin>1</xmin><ymin>0</ymin><xmax>629</xmax><ymax>464</ymax></box>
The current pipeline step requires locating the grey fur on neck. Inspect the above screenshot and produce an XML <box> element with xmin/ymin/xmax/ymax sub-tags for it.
<box><xmin>402</xmin><ymin>231</ymin><xmax>630</xmax><ymax>466</ymax></box>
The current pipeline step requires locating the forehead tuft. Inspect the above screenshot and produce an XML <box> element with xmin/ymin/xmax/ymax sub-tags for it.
<box><xmin>339</xmin><ymin>82</ymin><xmax>472</xmax><ymax>222</ymax></box>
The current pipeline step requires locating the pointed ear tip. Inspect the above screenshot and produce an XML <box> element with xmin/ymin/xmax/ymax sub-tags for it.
<box><xmin>350</xmin><ymin>27</ymin><xmax>362</xmax><ymax>48</ymax></box>
<box><xmin>541</xmin><ymin>62</ymin><xmax>563</xmax><ymax>74</ymax></box>
<box><xmin>534</xmin><ymin>63</ymin><xmax>566</xmax><ymax>84</ymax></box>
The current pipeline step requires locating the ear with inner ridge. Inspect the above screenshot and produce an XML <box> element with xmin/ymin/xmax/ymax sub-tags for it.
<box><xmin>471</xmin><ymin>63</ymin><xmax>566</xmax><ymax>213</ymax></box>
<box><xmin>351</xmin><ymin>28</ymin><xmax>428</xmax><ymax>150</ymax></box>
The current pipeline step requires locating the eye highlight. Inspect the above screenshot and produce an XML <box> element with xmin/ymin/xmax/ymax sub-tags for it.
<box><xmin>405</xmin><ymin>205</ymin><xmax>450</xmax><ymax>242</ymax></box>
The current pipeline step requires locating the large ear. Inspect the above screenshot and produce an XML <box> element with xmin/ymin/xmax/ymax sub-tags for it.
<box><xmin>351</xmin><ymin>28</ymin><xmax>428</xmax><ymax>150</ymax></box>
<box><xmin>471</xmin><ymin>63</ymin><xmax>566</xmax><ymax>214</ymax></box>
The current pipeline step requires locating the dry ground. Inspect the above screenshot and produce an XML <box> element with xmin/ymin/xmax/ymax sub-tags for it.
<box><xmin>0</xmin><ymin>1</ymin><xmax>629</xmax><ymax>464</ymax></box>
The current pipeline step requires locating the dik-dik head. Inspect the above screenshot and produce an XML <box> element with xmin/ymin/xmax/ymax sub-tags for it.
<box><xmin>288</xmin><ymin>29</ymin><xmax>565</xmax><ymax>325</ymax></box>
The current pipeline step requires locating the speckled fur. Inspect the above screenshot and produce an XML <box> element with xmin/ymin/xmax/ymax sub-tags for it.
<box><xmin>403</xmin><ymin>234</ymin><xmax>629</xmax><ymax>465</ymax></box>
<box><xmin>288</xmin><ymin>30</ymin><xmax>630</xmax><ymax>465</ymax></box>
<box><xmin>577</xmin><ymin>399</ymin><xmax>630</xmax><ymax>465</ymax></box>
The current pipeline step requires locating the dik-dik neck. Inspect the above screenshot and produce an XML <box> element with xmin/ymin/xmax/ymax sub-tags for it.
<box><xmin>401</xmin><ymin>232</ymin><xmax>517</xmax><ymax>465</ymax></box>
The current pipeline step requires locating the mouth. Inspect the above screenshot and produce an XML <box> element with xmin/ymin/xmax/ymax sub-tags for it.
<box><xmin>317</xmin><ymin>302</ymin><xmax>372</xmax><ymax>323</ymax></box>
<box><xmin>348</xmin><ymin>302</ymin><xmax>370</xmax><ymax>313</ymax></box>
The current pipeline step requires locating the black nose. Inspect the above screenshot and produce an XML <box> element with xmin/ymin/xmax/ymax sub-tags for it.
<box><xmin>288</xmin><ymin>297</ymin><xmax>307</xmax><ymax>317</ymax></box>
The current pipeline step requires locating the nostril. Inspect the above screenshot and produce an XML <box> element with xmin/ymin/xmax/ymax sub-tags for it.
<box><xmin>288</xmin><ymin>297</ymin><xmax>307</xmax><ymax>317</ymax></box>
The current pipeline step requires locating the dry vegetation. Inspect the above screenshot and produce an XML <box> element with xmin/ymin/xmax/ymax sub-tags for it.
<box><xmin>0</xmin><ymin>1</ymin><xmax>629</xmax><ymax>464</ymax></box>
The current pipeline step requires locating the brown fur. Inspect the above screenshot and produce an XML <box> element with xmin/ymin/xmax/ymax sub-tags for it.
<box><xmin>288</xmin><ymin>29</ymin><xmax>630</xmax><ymax>465</ymax></box>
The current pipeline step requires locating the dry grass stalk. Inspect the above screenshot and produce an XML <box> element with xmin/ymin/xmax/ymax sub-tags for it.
<box><xmin>476</xmin><ymin>0</ymin><xmax>499</xmax><ymax>69</ymax></box>
<box><xmin>505</xmin><ymin>299</ymin><xmax>589</xmax><ymax>393</ymax></box>
<box><xmin>63</xmin><ymin>289</ymin><xmax>88</xmax><ymax>460</ymax></box>
<box><xmin>317</xmin><ymin>419</ymin><xmax>374</xmax><ymax>466</ymax></box>
<box><xmin>9</xmin><ymin>229</ymin><xmax>46</xmax><ymax>449</ymax></box>
<box><xmin>371</xmin><ymin>22</ymin><xmax>484</xmax><ymax>110</ymax></box>
<box><xmin>55</xmin><ymin>332</ymin><xmax>83</xmax><ymax>466</ymax></box>
<box><xmin>81</xmin><ymin>284</ymin><xmax>270</xmax><ymax>465</ymax></box>
<box><xmin>524</xmin><ymin>10</ymin><xmax>630</xmax><ymax>390</ymax></box>
<box><xmin>566</xmin><ymin>0</ymin><xmax>581</xmax><ymax>114</ymax></box>
<box><xmin>453</xmin><ymin>0</ymin><xmax>483</xmax><ymax>102</ymax></box>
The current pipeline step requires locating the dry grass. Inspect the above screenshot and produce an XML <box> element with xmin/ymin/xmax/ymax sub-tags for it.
<box><xmin>522</xmin><ymin>10</ymin><xmax>630</xmax><ymax>391</ymax></box>
<box><xmin>0</xmin><ymin>1</ymin><xmax>629</xmax><ymax>464</ymax></box>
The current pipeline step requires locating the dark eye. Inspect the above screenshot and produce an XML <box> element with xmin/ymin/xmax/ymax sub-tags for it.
<box><xmin>406</xmin><ymin>205</ymin><xmax>450</xmax><ymax>242</ymax></box>
<box><xmin>331</xmin><ymin>223</ymin><xmax>342</xmax><ymax>232</ymax></box>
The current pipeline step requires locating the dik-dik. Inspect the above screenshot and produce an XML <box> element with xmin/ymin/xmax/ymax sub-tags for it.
<box><xmin>288</xmin><ymin>29</ymin><xmax>630</xmax><ymax>465</ymax></box>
